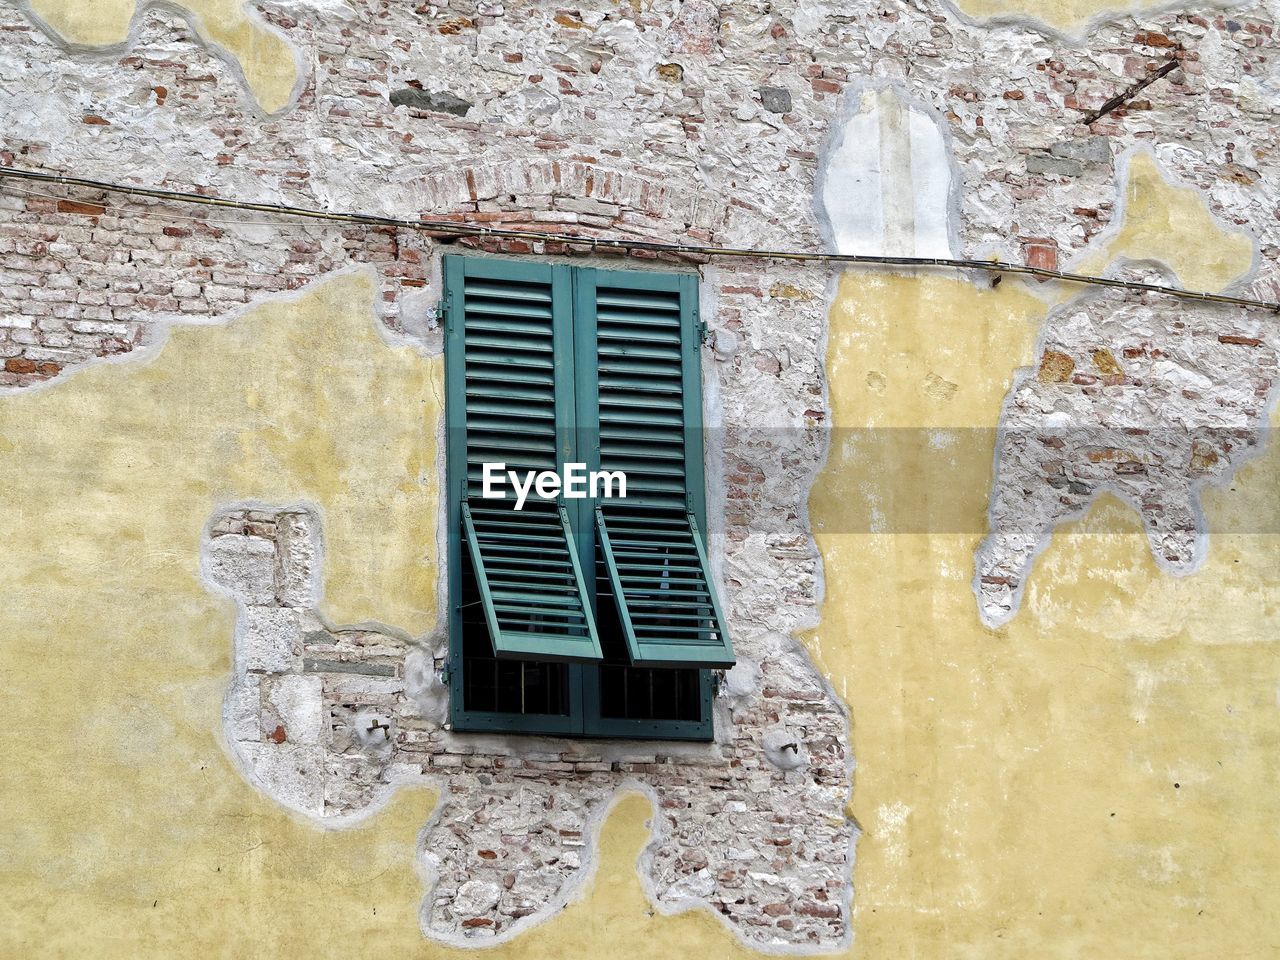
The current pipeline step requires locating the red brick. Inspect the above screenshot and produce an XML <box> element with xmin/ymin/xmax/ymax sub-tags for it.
<box><xmin>1024</xmin><ymin>242</ymin><xmax>1058</xmax><ymax>277</ymax></box>
<box><xmin>795</xmin><ymin>903</ymin><xmax>841</xmax><ymax>918</ymax></box>
<box><xmin>56</xmin><ymin>200</ymin><xmax>106</xmax><ymax>216</ymax></box>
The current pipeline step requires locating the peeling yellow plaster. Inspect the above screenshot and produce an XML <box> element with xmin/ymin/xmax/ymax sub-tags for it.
<box><xmin>1071</xmin><ymin>152</ymin><xmax>1256</xmax><ymax>294</ymax></box>
<box><xmin>0</xmin><ymin>266</ymin><xmax>438</xmax><ymax>646</ymax></box>
<box><xmin>808</xmin><ymin>270</ymin><xmax>1280</xmax><ymax>958</ymax></box>
<box><xmin>0</xmin><ymin>271</ymin><xmax>449</xmax><ymax>955</ymax></box>
<box><xmin>26</xmin><ymin>0</ymin><xmax>298</xmax><ymax>113</ymax></box>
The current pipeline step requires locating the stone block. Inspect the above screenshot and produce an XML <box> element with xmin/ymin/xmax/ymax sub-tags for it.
<box><xmin>204</xmin><ymin>534</ymin><xmax>277</xmax><ymax>605</ymax></box>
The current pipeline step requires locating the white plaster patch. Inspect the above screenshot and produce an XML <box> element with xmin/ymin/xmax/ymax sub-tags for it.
<box><xmin>204</xmin><ymin>535</ymin><xmax>277</xmax><ymax>605</ymax></box>
<box><xmin>818</xmin><ymin>85</ymin><xmax>958</xmax><ymax>259</ymax></box>
<box><xmin>239</xmin><ymin>607</ymin><xmax>301</xmax><ymax>672</ymax></box>
<box><xmin>237</xmin><ymin>741</ymin><xmax>326</xmax><ymax>816</ymax></box>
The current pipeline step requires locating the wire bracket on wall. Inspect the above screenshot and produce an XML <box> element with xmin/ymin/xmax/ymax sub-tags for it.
<box><xmin>1084</xmin><ymin>55</ymin><xmax>1182</xmax><ymax>126</ymax></box>
<box><xmin>1</xmin><ymin>164</ymin><xmax>1276</xmax><ymax>314</ymax></box>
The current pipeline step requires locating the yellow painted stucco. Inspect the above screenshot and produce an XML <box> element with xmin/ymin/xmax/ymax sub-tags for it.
<box><xmin>803</xmin><ymin>149</ymin><xmax>1274</xmax><ymax>957</ymax></box>
<box><xmin>1070</xmin><ymin>152</ymin><xmax>1256</xmax><ymax>294</ymax></box>
<box><xmin>806</xmin><ymin>257</ymin><xmax>1280</xmax><ymax>956</ymax></box>
<box><xmin>25</xmin><ymin>0</ymin><xmax>298</xmax><ymax>113</ymax></box>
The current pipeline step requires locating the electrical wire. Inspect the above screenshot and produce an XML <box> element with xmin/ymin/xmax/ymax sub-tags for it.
<box><xmin>2</xmin><ymin>182</ymin><xmax>320</xmax><ymax>230</ymax></box>
<box><xmin>1</xmin><ymin>164</ymin><xmax>1276</xmax><ymax>313</ymax></box>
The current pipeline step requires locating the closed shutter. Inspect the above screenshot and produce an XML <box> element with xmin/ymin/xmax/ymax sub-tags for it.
<box><xmin>575</xmin><ymin>269</ymin><xmax>735</xmax><ymax>669</ymax></box>
<box><xmin>445</xmin><ymin>256</ymin><xmax>602</xmax><ymax>663</ymax></box>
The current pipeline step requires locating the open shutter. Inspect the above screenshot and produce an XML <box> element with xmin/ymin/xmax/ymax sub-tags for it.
<box><xmin>578</xmin><ymin>270</ymin><xmax>735</xmax><ymax>669</ymax></box>
<box><xmin>446</xmin><ymin>256</ymin><xmax>602</xmax><ymax>663</ymax></box>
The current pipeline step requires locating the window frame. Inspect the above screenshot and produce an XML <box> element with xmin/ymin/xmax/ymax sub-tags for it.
<box><xmin>443</xmin><ymin>254</ymin><xmax>716</xmax><ymax>740</ymax></box>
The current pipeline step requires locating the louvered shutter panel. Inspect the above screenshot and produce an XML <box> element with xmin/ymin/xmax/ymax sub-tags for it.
<box><xmin>576</xmin><ymin>269</ymin><xmax>735</xmax><ymax>669</ymax></box>
<box><xmin>445</xmin><ymin>256</ymin><xmax>602</xmax><ymax>663</ymax></box>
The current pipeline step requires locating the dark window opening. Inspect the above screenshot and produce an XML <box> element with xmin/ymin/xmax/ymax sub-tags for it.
<box><xmin>594</xmin><ymin>546</ymin><xmax>702</xmax><ymax>722</ymax></box>
<box><xmin>460</xmin><ymin>533</ymin><xmax>571</xmax><ymax>717</ymax></box>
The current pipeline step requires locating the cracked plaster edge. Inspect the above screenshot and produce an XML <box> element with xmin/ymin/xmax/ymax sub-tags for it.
<box><xmin>201</xmin><ymin>496</ymin><xmax>431</xmax><ymax>648</ymax></box>
<box><xmin>409</xmin><ymin>779</ymin><xmax>854</xmax><ymax>956</ymax></box>
<box><xmin>970</xmin><ymin>257</ymin><xmax>1280</xmax><ymax>630</ymax></box>
<box><xmin>933</xmin><ymin>146</ymin><xmax>1263</xmax><ymax>313</ymax></box>
<box><xmin>1005</xmin><ymin>145</ymin><xmax>1264</xmax><ymax>311</ymax></box>
<box><xmin>970</xmin><ymin>144</ymin><xmax>1269</xmax><ymax>630</ymax></box>
<box><xmin>632</xmin><ymin>772</ymin><xmax>857</xmax><ymax>959</ymax></box>
<box><xmin>15</xmin><ymin>0</ymin><xmax>309</xmax><ymax>118</ymax></box>
<box><xmin>201</xmin><ymin>500</ymin><xmax>437</xmax><ymax>831</ymax></box>
<box><xmin>0</xmin><ymin>262</ymin><xmax>439</xmax><ymax>402</ymax></box>
<box><xmin>408</xmin><ymin>783</ymin><xmax>633</xmax><ymax>951</ymax></box>
<box><xmin>1060</xmin><ymin>145</ymin><xmax>1263</xmax><ymax>296</ymax></box>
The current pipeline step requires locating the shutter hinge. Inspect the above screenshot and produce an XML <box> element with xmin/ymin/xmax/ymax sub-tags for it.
<box><xmin>697</xmin><ymin>318</ymin><xmax>709</xmax><ymax>344</ymax></box>
<box><xmin>440</xmin><ymin>661</ymin><xmax>451</xmax><ymax>684</ymax></box>
<box><xmin>435</xmin><ymin>296</ymin><xmax>448</xmax><ymax>328</ymax></box>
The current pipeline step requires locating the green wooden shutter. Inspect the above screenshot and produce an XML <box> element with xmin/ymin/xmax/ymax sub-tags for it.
<box><xmin>445</xmin><ymin>256</ymin><xmax>602</xmax><ymax>663</ymax></box>
<box><xmin>576</xmin><ymin>269</ymin><xmax>735</xmax><ymax>669</ymax></box>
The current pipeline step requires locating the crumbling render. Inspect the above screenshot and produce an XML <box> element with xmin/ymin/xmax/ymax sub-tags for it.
<box><xmin>203</xmin><ymin>506</ymin><xmax>856</xmax><ymax>951</ymax></box>
<box><xmin>976</xmin><ymin>270</ymin><xmax>1279</xmax><ymax>627</ymax></box>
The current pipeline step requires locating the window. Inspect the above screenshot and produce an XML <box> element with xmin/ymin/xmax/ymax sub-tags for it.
<box><xmin>443</xmin><ymin>255</ymin><xmax>734</xmax><ymax>740</ymax></box>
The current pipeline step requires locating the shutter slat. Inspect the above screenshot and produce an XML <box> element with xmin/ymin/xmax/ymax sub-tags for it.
<box><xmin>463</xmin><ymin>281</ymin><xmax>553</xmax><ymax>302</ymax></box>
<box><xmin>595</xmin><ymin>291</ymin><xmax>681</xmax><ymax>310</ymax></box>
<box><xmin>463</xmin><ymin>502</ymin><xmax>602</xmax><ymax>662</ymax></box>
<box><xmin>597</xmin><ymin>328</ymin><xmax>683</xmax><ymax>346</ymax></box>
<box><xmin>599</xmin><ymin>344</ymin><xmax>683</xmax><ymax>362</ymax></box>
<box><xmin>596</xmin><ymin>504</ymin><xmax>733</xmax><ymax>669</ymax></box>
<box><xmin>464</xmin><ymin>335</ymin><xmax>554</xmax><ymax>353</ymax></box>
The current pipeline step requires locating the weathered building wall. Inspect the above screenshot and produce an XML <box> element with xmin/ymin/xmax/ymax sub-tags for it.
<box><xmin>1</xmin><ymin>0</ymin><xmax>1278</xmax><ymax>956</ymax></box>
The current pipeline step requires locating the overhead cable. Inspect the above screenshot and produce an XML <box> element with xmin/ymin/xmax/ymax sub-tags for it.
<box><xmin>1</xmin><ymin>164</ymin><xmax>1275</xmax><ymax>313</ymax></box>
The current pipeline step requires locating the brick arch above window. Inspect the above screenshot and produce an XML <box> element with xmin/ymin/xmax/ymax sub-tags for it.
<box><xmin>411</xmin><ymin>158</ymin><xmax>726</xmax><ymax>250</ymax></box>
